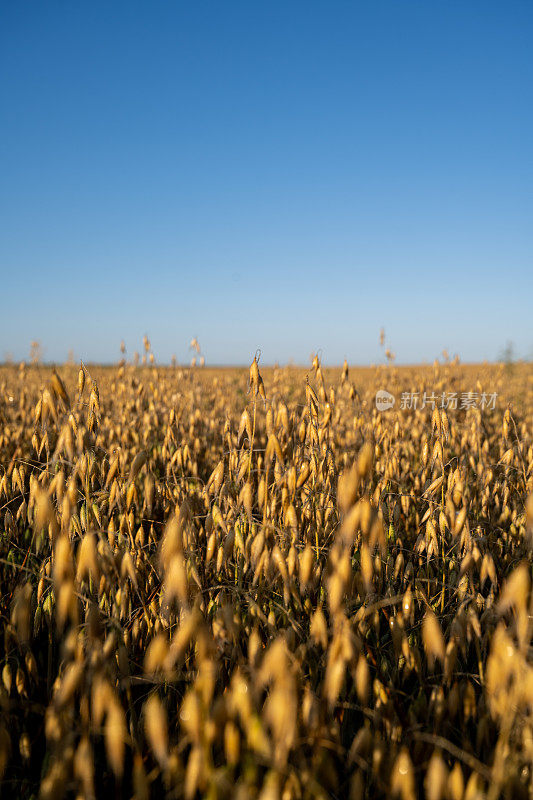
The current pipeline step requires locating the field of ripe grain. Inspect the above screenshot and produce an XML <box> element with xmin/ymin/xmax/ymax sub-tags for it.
<box><xmin>1</xmin><ymin>357</ymin><xmax>532</xmax><ymax>800</ymax></box>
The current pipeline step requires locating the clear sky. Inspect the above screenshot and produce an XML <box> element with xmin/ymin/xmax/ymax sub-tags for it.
<box><xmin>1</xmin><ymin>1</ymin><xmax>532</xmax><ymax>365</ymax></box>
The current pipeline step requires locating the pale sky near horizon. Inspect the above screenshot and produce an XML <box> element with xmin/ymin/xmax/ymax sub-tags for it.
<box><xmin>1</xmin><ymin>1</ymin><xmax>532</xmax><ymax>366</ymax></box>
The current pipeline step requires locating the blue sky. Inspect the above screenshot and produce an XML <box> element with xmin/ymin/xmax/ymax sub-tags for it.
<box><xmin>1</xmin><ymin>1</ymin><xmax>532</xmax><ymax>365</ymax></box>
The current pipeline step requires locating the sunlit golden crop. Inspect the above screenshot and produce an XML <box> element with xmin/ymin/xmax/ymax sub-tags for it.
<box><xmin>0</xmin><ymin>356</ymin><xmax>532</xmax><ymax>799</ymax></box>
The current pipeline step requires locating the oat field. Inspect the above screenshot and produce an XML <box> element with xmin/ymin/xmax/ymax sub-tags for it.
<box><xmin>1</xmin><ymin>356</ymin><xmax>532</xmax><ymax>800</ymax></box>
